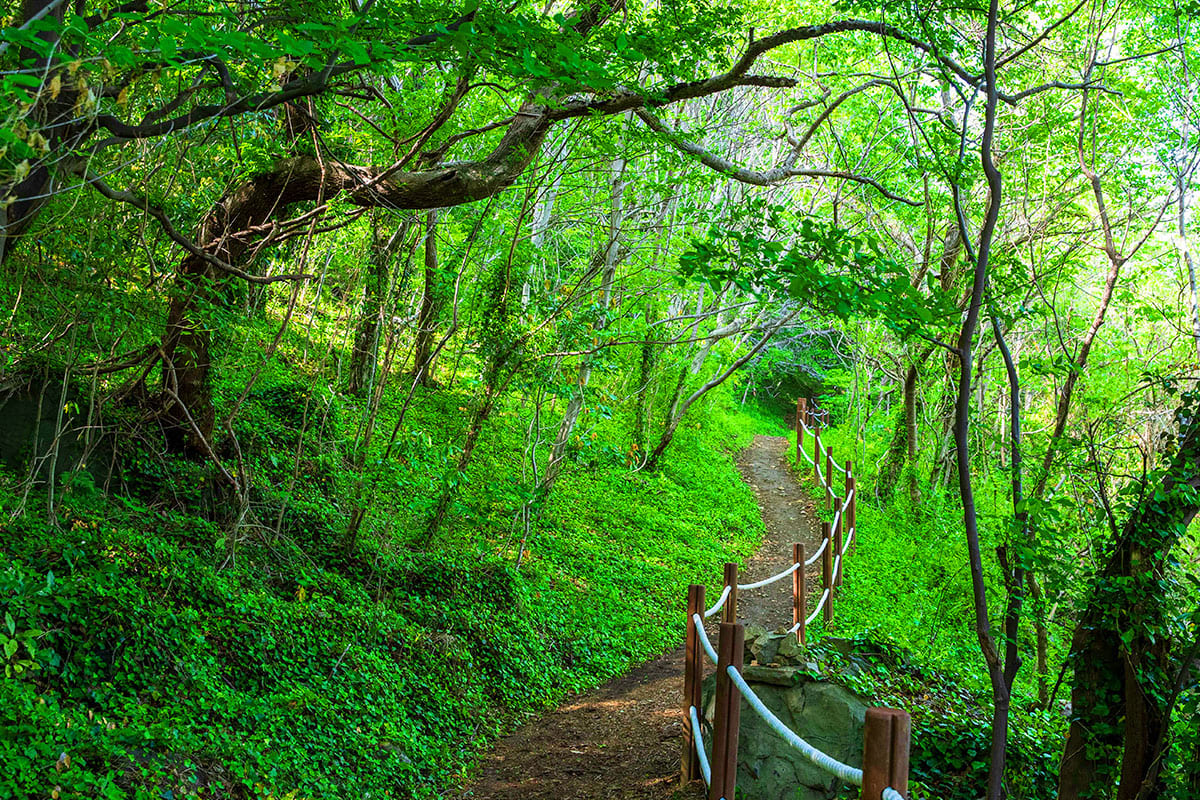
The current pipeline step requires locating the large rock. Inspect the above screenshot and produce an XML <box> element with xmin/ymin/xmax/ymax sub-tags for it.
<box><xmin>702</xmin><ymin>653</ymin><xmax>867</xmax><ymax>800</ymax></box>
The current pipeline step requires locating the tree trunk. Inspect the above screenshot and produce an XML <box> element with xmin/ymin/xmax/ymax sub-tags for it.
<box><xmin>1058</xmin><ymin>403</ymin><xmax>1200</xmax><ymax>799</ymax></box>
<box><xmin>878</xmin><ymin>364</ymin><xmax>920</xmax><ymax>503</ymax></box>
<box><xmin>411</xmin><ymin>210</ymin><xmax>443</xmax><ymax>386</ymax></box>
<box><xmin>157</xmin><ymin>104</ymin><xmax>552</xmax><ymax>452</ymax></box>
<box><xmin>1179</xmin><ymin>177</ymin><xmax>1200</xmax><ymax>363</ymax></box>
<box><xmin>348</xmin><ymin>215</ymin><xmax>411</xmax><ymax>396</ymax></box>
<box><xmin>0</xmin><ymin>0</ymin><xmax>93</xmax><ymax>265</ymax></box>
<box><xmin>632</xmin><ymin>313</ymin><xmax>657</xmax><ymax>459</ymax></box>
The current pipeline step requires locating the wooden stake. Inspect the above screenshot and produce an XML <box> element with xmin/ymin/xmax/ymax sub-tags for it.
<box><xmin>722</xmin><ymin>562</ymin><xmax>738</xmax><ymax>624</ymax></box>
<box><xmin>833</xmin><ymin>498</ymin><xmax>844</xmax><ymax>588</ymax></box>
<box><xmin>682</xmin><ymin>584</ymin><xmax>706</xmax><ymax>784</ymax></box>
<box><xmin>813</xmin><ymin>430</ymin><xmax>822</xmax><ymax>485</ymax></box>
<box><xmin>709</xmin><ymin>622</ymin><xmax>745</xmax><ymax>800</ymax></box>
<box><xmin>847</xmin><ymin>472</ymin><xmax>857</xmax><ymax>556</ymax></box>
<box><xmin>792</xmin><ymin>543</ymin><xmax>806</xmax><ymax>646</ymax></box>
<box><xmin>825</xmin><ymin>449</ymin><xmax>833</xmax><ymax>513</ymax></box>
<box><xmin>860</xmin><ymin>707</ymin><xmax>911</xmax><ymax>800</ymax></box>
<box><xmin>796</xmin><ymin>397</ymin><xmax>806</xmax><ymax>459</ymax></box>
<box><xmin>821</xmin><ymin>521</ymin><xmax>834</xmax><ymax>624</ymax></box>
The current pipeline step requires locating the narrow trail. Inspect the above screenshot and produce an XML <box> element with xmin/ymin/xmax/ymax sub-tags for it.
<box><xmin>452</xmin><ymin>435</ymin><xmax>822</xmax><ymax>800</ymax></box>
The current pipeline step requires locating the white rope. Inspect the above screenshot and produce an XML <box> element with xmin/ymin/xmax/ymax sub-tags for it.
<box><xmin>832</xmin><ymin>554</ymin><xmax>842</xmax><ymax>583</ymax></box>
<box><xmin>798</xmin><ymin>445</ymin><xmax>816</xmax><ymax>467</ymax></box>
<box><xmin>799</xmin><ymin>415</ymin><xmax>851</xmax><ymax>479</ymax></box>
<box><xmin>805</xmin><ymin>588</ymin><xmax>830</xmax><ymax>625</ymax></box>
<box><xmin>830</xmin><ymin>507</ymin><xmax>843</xmax><ymax>534</ymax></box>
<box><xmin>841</xmin><ymin>525</ymin><xmax>855</xmax><ymax>556</ymax></box>
<box><xmin>692</xmin><ymin>613</ymin><xmax>719</xmax><ymax>664</ymax></box>
<box><xmin>725</xmin><ymin>664</ymin><xmax>864</xmax><ymax>786</ymax></box>
<box><xmin>738</xmin><ymin>562</ymin><xmax>799</xmax><ymax>590</ymax></box>
<box><xmin>883</xmin><ymin>788</ymin><xmax>905</xmax><ymax>800</ymax></box>
<box><xmin>689</xmin><ymin>705</ymin><xmax>712</xmax><ymax>786</ymax></box>
<box><xmin>704</xmin><ymin>585</ymin><xmax>732</xmax><ymax>618</ymax></box>
<box><xmin>804</xmin><ymin>537</ymin><xmax>828</xmax><ymax>565</ymax></box>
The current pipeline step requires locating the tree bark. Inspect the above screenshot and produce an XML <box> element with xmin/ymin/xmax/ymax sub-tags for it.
<box><xmin>159</xmin><ymin>102</ymin><xmax>553</xmax><ymax>452</ymax></box>
<box><xmin>1179</xmin><ymin>177</ymin><xmax>1200</xmax><ymax>363</ymax></box>
<box><xmin>411</xmin><ymin>210</ymin><xmax>443</xmax><ymax>386</ymax></box>
<box><xmin>1058</xmin><ymin>402</ymin><xmax>1200</xmax><ymax>799</ymax></box>
<box><xmin>949</xmin><ymin>3</ymin><xmax>1008</xmax><ymax>795</ymax></box>
<box><xmin>348</xmin><ymin>215</ymin><xmax>411</xmax><ymax>396</ymax></box>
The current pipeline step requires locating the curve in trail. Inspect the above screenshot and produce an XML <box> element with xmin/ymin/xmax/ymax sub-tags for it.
<box><xmin>452</xmin><ymin>435</ymin><xmax>821</xmax><ymax>800</ymax></box>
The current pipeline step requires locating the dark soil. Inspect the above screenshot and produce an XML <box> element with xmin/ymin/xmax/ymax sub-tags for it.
<box><xmin>450</xmin><ymin>435</ymin><xmax>821</xmax><ymax>800</ymax></box>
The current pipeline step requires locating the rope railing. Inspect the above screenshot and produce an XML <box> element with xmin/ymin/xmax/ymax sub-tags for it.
<box><xmin>704</xmin><ymin>585</ymin><xmax>732</xmax><ymax>618</ymax></box>
<box><xmin>679</xmin><ymin>396</ymin><xmax>909</xmax><ymax>800</ymax></box>
<box><xmin>725</xmin><ymin>664</ymin><xmax>864</xmax><ymax>785</ymax></box>
<box><xmin>804</xmin><ymin>535</ymin><xmax>828</xmax><ymax>565</ymax></box>
<box><xmin>689</xmin><ymin>704</ymin><xmax>712</xmax><ymax>787</ymax></box>
<box><xmin>693</xmin><ymin>613</ymin><xmax>719</xmax><ymax>664</ymax></box>
<box><xmin>804</xmin><ymin>587</ymin><xmax>830</xmax><ymax>626</ymax></box>
<box><xmin>737</xmin><ymin>561</ymin><xmax>800</xmax><ymax>590</ymax></box>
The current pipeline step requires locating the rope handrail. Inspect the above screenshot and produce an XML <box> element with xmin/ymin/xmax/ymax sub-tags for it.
<box><xmin>693</xmin><ymin>613</ymin><xmax>719</xmax><ymax>664</ymax></box>
<box><xmin>689</xmin><ymin>705</ymin><xmax>712</xmax><ymax>787</ymax></box>
<box><xmin>798</xmin><ymin>414</ymin><xmax>850</xmax><ymax>478</ymax></box>
<box><xmin>805</xmin><ymin>588</ymin><xmax>830</xmax><ymax>625</ymax></box>
<box><xmin>681</xmin><ymin>399</ymin><xmax>909</xmax><ymax>800</ymax></box>
<box><xmin>799</xmin><ymin>444</ymin><xmax>816</xmax><ymax>467</ymax></box>
<box><xmin>738</xmin><ymin>562</ymin><xmax>800</xmax><ymax>590</ymax></box>
<box><xmin>704</xmin><ymin>585</ymin><xmax>732</xmax><ymax>618</ymax></box>
<box><xmin>805</xmin><ymin>536</ymin><xmax>828</xmax><ymax>565</ymax></box>
<box><xmin>725</xmin><ymin>663</ymin><xmax>864</xmax><ymax>786</ymax></box>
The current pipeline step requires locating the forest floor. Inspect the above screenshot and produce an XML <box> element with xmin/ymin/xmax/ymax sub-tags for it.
<box><xmin>451</xmin><ymin>435</ymin><xmax>822</xmax><ymax>800</ymax></box>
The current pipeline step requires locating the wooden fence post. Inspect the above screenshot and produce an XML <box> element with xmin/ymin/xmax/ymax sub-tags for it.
<box><xmin>796</xmin><ymin>398</ymin><xmax>806</xmax><ymax>460</ymax></box>
<box><xmin>847</xmin><ymin>471</ymin><xmax>857</xmax><ymax>556</ymax></box>
<box><xmin>825</xmin><ymin>449</ymin><xmax>833</xmax><ymax>513</ymax></box>
<box><xmin>792</xmin><ymin>543</ymin><xmax>806</xmax><ymax>646</ymax></box>
<box><xmin>861</xmin><ymin>707</ymin><xmax>911</xmax><ymax>800</ymax></box>
<box><xmin>709</xmin><ymin>622</ymin><xmax>745</xmax><ymax>800</ymax></box>
<box><xmin>821</xmin><ymin>521</ymin><xmax>834</xmax><ymax>623</ymax></box>
<box><xmin>722</xmin><ymin>562</ymin><xmax>739</xmax><ymax>624</ymax></box>
<box><xmin>682</xmin><ymin>584</ymin><xmax>706</xmax><ymax>784</ymax></box>
<box><xmin>813</xmin><ymin>429</ymin><xmax>822</xmax><ymax>485</ymax></box>
<box><xmin>833</xmin><ymin>498</ymin><xmax>844</xmax><ymax>588</ymax></box>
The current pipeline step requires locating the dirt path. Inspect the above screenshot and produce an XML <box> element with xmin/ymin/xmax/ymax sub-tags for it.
<box><xmin>451</xmin><ymin>435</ymin><xmax>821</xmax><ymax>800</ymax></box>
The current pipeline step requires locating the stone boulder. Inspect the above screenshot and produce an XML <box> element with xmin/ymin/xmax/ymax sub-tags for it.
<box><xmin>701</xmin><ymin>629</ymin><xmax>868</xmax><ymax>800</ymax></box>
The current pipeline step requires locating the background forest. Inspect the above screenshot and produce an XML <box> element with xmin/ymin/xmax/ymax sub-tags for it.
<box><xmin>1</xmin><ymin>0</ymin><xmax>1198</xmax><ymax>798</ymax></box>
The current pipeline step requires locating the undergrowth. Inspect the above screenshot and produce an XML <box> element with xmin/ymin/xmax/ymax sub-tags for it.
<box><xmin>785</xmin><ymin>420</ymin><xmax>1069</xmax><ymax>799</ymax></box>
<box><xmin>0</xmin><ymin>376</ymin><xmax>767</xmax><ymax>799</ymax></box>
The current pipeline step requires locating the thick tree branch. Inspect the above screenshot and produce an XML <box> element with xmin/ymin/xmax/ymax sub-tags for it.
<box><xmin>635</xmin><ymin>108</ymin><xmax>921</xmax><ymax>205</ymax></box>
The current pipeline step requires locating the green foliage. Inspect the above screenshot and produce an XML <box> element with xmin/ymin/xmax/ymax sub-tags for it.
<box><xmin>678</xmin><ymin>203</ymin><xmax>958</xmax><ymax>338</ymax></box>
<box><xmin>814</xmin><ymin>635</ymin><xmax>1059</xmax><ymax>800</ymax></box>
<box><xmin>0</xmin><ymin>379</ymin><xmax>766</xmax><ymax>798</ymax></box>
